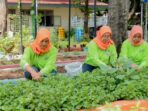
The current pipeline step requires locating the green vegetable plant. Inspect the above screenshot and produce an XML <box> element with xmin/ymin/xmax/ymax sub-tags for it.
<box><xmin>0</xmin><ymin>67</ymin><xmax>148</xmax><ymax>110</ymax></box>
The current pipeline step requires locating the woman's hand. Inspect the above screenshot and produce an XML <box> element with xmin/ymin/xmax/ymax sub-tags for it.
<box><xmin>131</xmin><ymin>64</ymin><xmax>140</xmax><ymax>72</ymax></box>
<box><xmin>131</xmin><ymin>64</ymin><xmax>138</xmax><ymax>68</ymax></box>
<box><xmin>31</xmin><ymin>72</ymin><xmax>41</xmax><ymax>80</ymax></box>
<box><xmin>25</xmin><ymin>64</ymin><xmax>41</xmax><ymax>81</ymax></box>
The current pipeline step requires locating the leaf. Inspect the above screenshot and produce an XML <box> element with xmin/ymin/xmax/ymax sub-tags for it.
<box><xmin>131</xmin><ymin>75</ymin><xmax>140</xmax><ymax>80</ymax></box>
<box><xmin>116</xmin><ymin>75</ymin><xmax>125</xmax><ymax>80</ymax></box>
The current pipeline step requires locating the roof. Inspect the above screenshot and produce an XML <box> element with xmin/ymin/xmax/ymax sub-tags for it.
<box><xmin>7</xmin><ymin>0</ymin><xmax>108</xmax><ymax>6</ymax></box>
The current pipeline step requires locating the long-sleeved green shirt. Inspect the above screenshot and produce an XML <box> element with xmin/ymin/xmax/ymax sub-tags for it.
<box><xmin>84</xmin><ymin>41</ymin><xmax>117</xmax><ymax>67</ymax></box>
<box><xmin>120</xmin><ymin>39</ymin><xmax>148</xmax><ymax>68</ymax></box>
<box><xmin>20</xmin><ymin>46</ymin><xmax>58</xmax><ymax>74</ymax></box>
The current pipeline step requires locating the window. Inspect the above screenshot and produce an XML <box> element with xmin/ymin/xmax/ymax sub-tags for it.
<box><xmin>40</xmin><ymin>15</ymin><xmax>54</xmax><ymax>26</ymax></box>
<box><xmin>38</xmin><ymin>10</ymin><xmax>54</xmax><ymax>27</ymax></box>
<box><xmin>9</xmin><ymin>9</ymin><xmax>15</xmax><ymax>14</ymax></box>
<box><xmin>21</xmin><ymin>10</ymin><xmax>30</xmax><ymax>15</ymax></box>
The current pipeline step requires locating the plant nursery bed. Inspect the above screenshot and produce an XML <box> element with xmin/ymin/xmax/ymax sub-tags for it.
<box><xmin>0</xmin><ymin>52</ymin><xmax>85</xmax><ymax>79</ymax></box>
<box><xmin>0</xmin><ymin>69</ymin><xmax>23</xmax><ymax>80</ymax></box>
<box><xmin>1</xmin><ymin>68</ymin><xmax>148</xmax><ymax>110</ymax></box>
<box><xmin>0</xmin><ymin>59</ymin><xmax>20</xmax><ymax>65</ymax></box>
<box><xmin>0</xmin><ymin>52</ymin><xmax>86</xmax><ymax>66</ymax></box>
<box><xmin>0</xmin><ymin>66</ymin><xmax>67</xmax><ymax>80</ymax></box>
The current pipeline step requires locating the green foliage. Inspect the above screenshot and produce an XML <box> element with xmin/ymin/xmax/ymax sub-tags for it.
<box><xmin>12</xmin><ymin>26</ymin><xmax>33</xmax><ymax>53</ymax></box>
<box><xmin>0</xmin><ymin>37</ymin><xmax>15</xmax><ymax>54</ymax></box>
<box><xmin>0</xmin><ymin>67</ymin><xmax>148</xmax><ymax>110</ymax></box>
<box><xmin>0</xmin><ymin>26</ymin><xmax>33</xmax><ymax>54</ymax></box>
<box><xmin>50</xmin><ymin>27</ymin><xmax>58</xmax><ymax>48</ymax></box>
<box><xmin>65</xmin><ymin>28</ymin><xmax>76</xmax><ymax>38</ymax></box>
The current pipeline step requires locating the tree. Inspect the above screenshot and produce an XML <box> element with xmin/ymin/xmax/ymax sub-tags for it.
<box><xmin>128</xmin><ymin>0</ymin><xmax>139</xmax><ymax>20</ymax></box>
<box><xmin>0</xmin><ymin>0</ymin><xmax>7</xmax><ymax>37</ymax></box>
<box><xmin>99</xmin><ymin>0</ymin><xmax>140</xmax><ymax>20</ymax></box>
<box><xmin>108</xmin><ymin>0</ymin><xmax>129</xmax><ymax>54</ymax></box>
<box><xmin>83</xmin><ymin>0</ymin><xmax>89</xmax><ymax>38</ymax></box>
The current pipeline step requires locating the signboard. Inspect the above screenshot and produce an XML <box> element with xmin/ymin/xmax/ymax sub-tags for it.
<box><xmin>144</xmin><ymin>0</ymin><xmax>148</xmax><ymax>3</ymax></box>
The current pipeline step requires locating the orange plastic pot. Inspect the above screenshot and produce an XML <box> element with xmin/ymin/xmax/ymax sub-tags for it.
<box><xmin>80</xmin><ymin>100</ymin><xmax>148</xmax><ymax>111</ymax></box>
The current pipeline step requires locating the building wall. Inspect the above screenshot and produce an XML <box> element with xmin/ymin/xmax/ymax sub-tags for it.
<box><xmin>7</xmin><ymin>7</ymin><xmax>84</xmax><ymax>32</ymax></box>
<box><xmin>7</xmin><ymin>7</ymin><xmax>108</xmax><ymax>34</ymax></box>
<box><xmin>48</xmin><ymin>7</ymin><xmax>83</xmax><ymax>30</ymax></box>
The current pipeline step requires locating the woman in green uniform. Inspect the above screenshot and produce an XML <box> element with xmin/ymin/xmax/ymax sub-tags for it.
<box><xmin>120</xmin><ymin>25</ymin><xmax>148</xmax><ymax>69</ymax></box>
<box><xmin>20</xmin><ymin>28</ymin><xmax>58</xmax><ymax>80</ymax></box>
<box><xmin>83</xmin><ymin>26</ymin><xmax>117</xmax><ymax>72</ymax></box>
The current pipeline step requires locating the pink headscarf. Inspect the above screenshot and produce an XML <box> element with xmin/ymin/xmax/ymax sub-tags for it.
<box><xmin>129</xmin><ymin>25</ymin><xmax>144</xmax><ymax>46</ymax></box>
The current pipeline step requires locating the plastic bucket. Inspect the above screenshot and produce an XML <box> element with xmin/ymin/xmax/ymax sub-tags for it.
<box><xmin>76</xmin><ymin>27</ymin><xmax>83</xmax><ymax>42</ymax></box>
<box><xmin>65</xmin><ymin>62</ymin><xmax>82</xmax><ymax>76</ymax></box>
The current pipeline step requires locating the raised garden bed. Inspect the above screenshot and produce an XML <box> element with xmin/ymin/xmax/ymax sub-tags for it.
<box><xmin>0</xmin><ymin>52</ymin><xmax>86</xmax><ymax>80</ymax></box>
<box><xmin>0</xmin><ymin>52</ymin><xmax>86</xmax><ymax>66</ymax></box>
<box><xmin>0</xmin><ymin>59</ymin><xmax>20</xmax><ymax>66</ymax></box>
<box><xmin>0</xmin><ymin>66</ymin><xmax>67</xmax><ymax>80</ymax></box>
<box><xmin>1</xmin><ymin>68</ymin><xmax>148</xmax><ymax>110</ymax></box>
<box><xmin>0</xmin><ymin>69</ymin><xmax>23</xmax><ymax>80</ymax></box>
